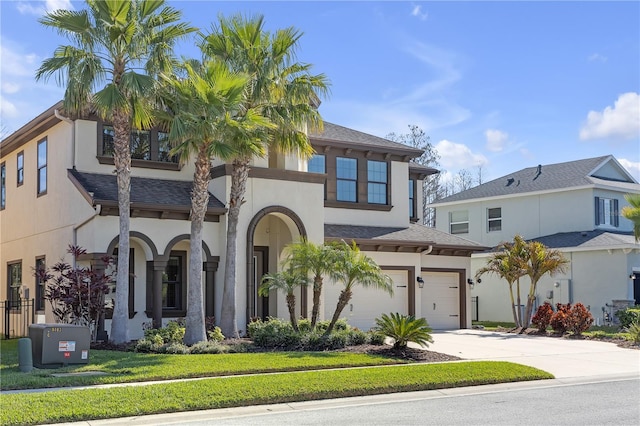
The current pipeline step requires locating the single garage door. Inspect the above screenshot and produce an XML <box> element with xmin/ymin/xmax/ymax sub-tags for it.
<box><xmin>343</xmin><ymin>270</ymin><xmax>408</xmax><ymax>331</ymax></box>
<box><xmin>421</xmin><ymin>271</ymin><xmax>460</xmax><ymax>329</ymax></box>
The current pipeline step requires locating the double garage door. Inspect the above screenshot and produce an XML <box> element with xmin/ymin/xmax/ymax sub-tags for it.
<box><xmin>338</xmin><ymin>270</ymin><xmax>461</xmax><ymax>331</ymax></box>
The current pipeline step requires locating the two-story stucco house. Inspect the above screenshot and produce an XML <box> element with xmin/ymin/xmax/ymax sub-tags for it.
<box><xmin>429</xmin><ymin>156</ymin><xmax>640</xmax><ymax>324</ymax></box>
<box><xmin>1</xmin><ymin>101</ymin><xmax>487</xmax><ymax>339</ymax></box>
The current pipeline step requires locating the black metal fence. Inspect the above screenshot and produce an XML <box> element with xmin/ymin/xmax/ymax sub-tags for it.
<box><xmin>1</xmin><ymin>299</ymin><xmax>35</xmax><ymax>339</ymax></box>
<box><xmin>471</xmin><ymin>296</ymin><xmax>479</xmax><ymax>322</ymax></box>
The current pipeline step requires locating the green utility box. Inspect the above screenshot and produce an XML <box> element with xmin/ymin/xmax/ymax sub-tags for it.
<box><xmin>29</xmin><ymin>324</ymin><xmax>90</xmax><ymax>368</ymax></box>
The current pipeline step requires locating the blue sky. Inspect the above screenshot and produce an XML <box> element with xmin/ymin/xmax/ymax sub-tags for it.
<box><xmin>1</xmin><ymin>1</ymin><xmax>639</xmax><ymax>183</ymax></box>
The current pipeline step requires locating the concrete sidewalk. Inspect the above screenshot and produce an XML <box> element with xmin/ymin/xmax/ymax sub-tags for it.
<box><xmin>418</xmin><ymin>329</ymin><xmax>640</xmax><ymax>380</ymax></box>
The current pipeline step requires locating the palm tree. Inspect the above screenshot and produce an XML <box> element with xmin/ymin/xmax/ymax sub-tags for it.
<box><xmin>284</xmin><ymin>239</ymin><xmax>339</xmax><ymax>330</ymax></box>
<box><xmin>259</xmin><ymin>268</ymin><xmax>309</xmax><ymax>332</ymax></box>
<box><xmin>36</xmin><ymin>0</ymin><xmax>195</xmax><ymax>344</ymax></box>
<box><xmin>324</xmin><ymin>242</ymin><xmax>393</xmax><ymax>336</ymax></box>
<box><xmin>622</xmin><ymin>193</ymin><xmax>640</xmax><ymax>242</ymax></box>
<box><xmin>157</xmin><ymin>59</ymin><xmax>273</xmax><ymax>345</ymax></box>
<box><xmin>475</xmin><ymin>235</ymin><xmax>527</xmax><ymax>327</ymax></box>
<box><xmin>201</xmin><ymin>14</ymin><xmax>330</xmax><ymax>337</ymax></box>
<box><xmin>521</xmin><ymin>241</ymin><xmax>569</xmax><ymax>329</ymax></box>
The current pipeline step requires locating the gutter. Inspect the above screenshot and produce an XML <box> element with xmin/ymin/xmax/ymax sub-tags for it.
<box><xmin>54</xmin><ymin>109</ymin><xmax>75</xmax><ymax>168</ymax></box>
<box><xmin>72</xmin><ymin>204</ymin><xmax>102</xmax><ymax>267</ymax></box>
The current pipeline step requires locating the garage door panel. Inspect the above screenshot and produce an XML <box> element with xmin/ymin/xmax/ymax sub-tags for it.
<box><xmin>421</xmin><ymin>272</ymin><xmax>460</xmax><ymax>330</ymax></box>
<box><xmin>345</xmin><ymin>271</ymin><xmax>408</xmax><ymax>331</ymax></box>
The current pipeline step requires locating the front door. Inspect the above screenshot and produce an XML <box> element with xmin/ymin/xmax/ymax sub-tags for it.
<box><xmin>254</xmin><ymin>247</ymin><xmax>269</xmax><ymax>320</ymax></box>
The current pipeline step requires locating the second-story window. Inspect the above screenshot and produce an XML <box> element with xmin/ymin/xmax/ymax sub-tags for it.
<box><xmin>450</xmin><ymin>210</ymin><xmax>469</xmax><ymax>234</ymax></box>
<box><xmin>17</xmin><ymin>151</ymin><xmax>24</xmax><ymax>186</ymax></box>
<box><xmin>336</xmin><ymin>157</ymin><xmax>357</xmax><ymax>202</ymax></box>
<box><xmin>37</xmin><ymin>138</ymin><xmax>47</xmax><ymax>195</ymax></box>
<box><xmin>487</xmin><ymin>207</ymin><xmax>502</xmax><ymax>232</ymax></box>
<box><xmin>308</xmin><ymin>154</ymin><xmax>325</xmax><ymax>173</ymax></box>
<box><xmin>102</xmin><ymin>125</ymin><xmax>177</xmax><ymax>163</ymax></box>
<box><xmin>367</xmin><ymin>160</ymin><xmax>387</xmax><ymax>204</ymax></box>
<box><xmin>1</xmin><ymin>162</ymin><xmax>6</xmax><ymax>209</ymax></box>
<box><xmin>595</xmin><ymin>197</ymin><xmax>619</xmax><ymax>227</ymax></box>
<box><xmin>409</xmin><ymin>179</ymin><xmax>415</xmax><ymax>219</ymax></box>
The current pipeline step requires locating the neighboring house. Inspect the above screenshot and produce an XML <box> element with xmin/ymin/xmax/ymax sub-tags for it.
<box><xmin>0</xmin><ymin>102</ymin><xmax>486</xmax><ymax>339</ymax></box>
<box><xmin>429</xmin><ymin>156</ymin><xmax>640</xmax><ymax>324</ymax></box>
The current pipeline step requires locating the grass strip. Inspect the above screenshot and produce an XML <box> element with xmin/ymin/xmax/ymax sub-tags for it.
<box><xmin>1</xmin><ymin>361</ymin><xmax>552</xmax><ymax>425</ymax></box>
<box><xmin>1</xmin><ymin>339</ymin><xmax>402</xmax><ymax>391</ymax></box>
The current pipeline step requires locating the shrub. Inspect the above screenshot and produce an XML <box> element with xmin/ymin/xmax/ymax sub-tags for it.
<box><xmin>368</xmin><ymin>331</ymin><xmax>386</xmax><ymax>345</ymax></box>
<box><xmin>207</xmin><ymin>326</ymin><xmax>225</xmax><ymax>342</ymax></box>
<box><xmin>374</xmin><ymin>312</ymin><xmax>433</xmax><ymax>349</ymax></box>
<box><xmin>189</xmin><ymin>341</ymin><xmax>230</xmax><ymax>354</ymax></box>
<box><xmin>315</xmin><ymin>318</ymin><xmax>349</xmax><ymax>333</ymax></box>
<box><xmin>615</xmin><ymin>308</ymin><xmax>640</xmax><ymax>329</ymax></box>
<box><xmin>134</xmin><ymin>338</ymin><xmax>162</xmax><ymax>353</ymax></box>
<box><xmin>324</xmin><ymin>331</ymin><xmax>348</xmax><ymax>349</ymax></box>
<box><xmin>143</xmin><ymin>320</ymin><xmax>185</xmax><ymax>344</ymax></box>
<box><xmin>250</xmin><ymin>318</ymin><xmax>302</xmax><ymax>349</ymax></box>
<box><xmin>347</xmin><ymin>328</ymin><xmax>368</xmax><ymax>346</ymax></box>
<box><xmin>550</xmin><ymin>303</ymin><xmax>571</xmax><ymax>334</ymax></box>
<box><xmin>531</xmin><ymin>302</ymin><xmax>553</xmax><ymax>333</ymax></box>
<box><xmin>626</xmin><ymin>317</ymin><xmax>640</xmax><ymax>344</ymax></box>
<box><xmin>297</xmin><ymin>318</ymin><xmax>312</xmax><ymax>333</ymax></box>
<box><xmin>159</xmin><ymin>342</ymin><xmax>190</xmax><ymax>354</ymax></box>
<box><xmin>567</xmin><ymin>303</ymin><xmax>594</xmax><ymax>335</ymax></box>
<box><xmin>301</xmin><ymin>332</ymin><xmax>326</xmax><ymax>351</ymax></box>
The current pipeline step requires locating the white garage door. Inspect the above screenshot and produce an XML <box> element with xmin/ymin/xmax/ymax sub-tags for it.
<box><xmin>344</xmin><ymin>270</ymin><xmax>408</xmax><ymax>331</ymax></box>
<box><xmin>421</xmin><ymin>272</ymin><xmax>460</xmax><ymax>329</ymax></box>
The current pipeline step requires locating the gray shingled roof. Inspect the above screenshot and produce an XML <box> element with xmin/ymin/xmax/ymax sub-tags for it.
<box><xmin>530</xmin><ymin>230</ymin><xmax>637</xmax><ymax>249</ymax></box>
<box><xmin>69</xmin><ymin>169</ymin><xmax>225</xmax><ymax>210</ymax></box>
<box><xmin>324</xmin><ymin>223</ymin><xmax>486</xmax><ymax>249</ymax></box>
<box><xmin>310</xmin><ymin>122</ymin><xmax>424</xmax><ymax>156</ymax></box>
<box><xmin>432</xmin><ymin>155</ymin><xmax>616</xmax><ymax>204</ymax></box>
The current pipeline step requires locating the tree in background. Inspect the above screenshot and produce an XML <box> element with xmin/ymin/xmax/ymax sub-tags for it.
<box><xmin>36</xmin><ymin>0</ymin><xmax>195</xmax><ymax>343</ymax></box>
<box><xmin>201</xmin><ymin>14</ymin><xmax>330</xmax><ymax>337</ymax></box>
<box><xmin>386</xmin><ymin>125</ymin><xmax>442</xmax><ymax>226</ymax></box>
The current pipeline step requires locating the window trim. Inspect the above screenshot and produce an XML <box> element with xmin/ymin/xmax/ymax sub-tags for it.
<box><xmin>367</xmin><ymin>160</ymin><xmax>388</xmax><ymax>205</ymax></box>
<box><xmin>35</xmin><ymin>256</ymin><xmax>46</xmax><ymax>312</ymax></box>
<box><xmin>1</xmin><ymin>162</ymin><xmax>5</xmax><ymax>210</ymax></box>
<box><xmin>449</xmin><ymin>210</ymin><xmax>469</xmax><ymax>235</ymax></box>
<box><xmin>37</xmin><ymin>138</ymin><xmax>47</xmax><ymax>196</ymax></box>
<box><xmin>336</xmin><ymin>156</ymin><xmax>358</xmax><ymax>202</ymax></box>
<box><xmin>487</xmin><ymin>207</ymin><xmax>502</xmax><ymax>232</ymax></box>
<box><xmin>162</xmin><ymin>250</ymin><xmax>187</xmax><ymax>317</ymax></box>
<box><xmin>16</xmin><ymin>151</ymin><xmax>24</xmax><ymax>187</ymax></box>
<box><xmin>7</xmin><ymin>260</ymin><xmax>22</xmax><ymax>311</ymax></box>
<box><xmin>595</xmin><ymin>196</ymin><xmax>619</xmax><ymax>227</ymax></box>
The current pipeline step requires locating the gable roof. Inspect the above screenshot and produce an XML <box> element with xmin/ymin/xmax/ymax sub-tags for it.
<box><xmin>68</xmin><ymin>169</ymin><xmax>226</xmax><ymax>221</ymax></box>
<box><xmin>529</xmin><ymin>229</ymin><xmax>637</xmax><ymax>251</ymax></box>
<box><xmin>310</xmin><ymin>122</ymin><xmax>424</xmax><ymax>158</ymax></box>
<box><xmin>431</xmin><ymin>155</ymin><xmax>639</xmax><ymax>205</ymax></box>
<box><xmin>324</xmin><ymin>223</ymin><xmax>488</xmax><ymax>256</ymax></box>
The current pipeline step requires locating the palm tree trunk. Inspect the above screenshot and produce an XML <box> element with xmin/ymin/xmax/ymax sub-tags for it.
<box><xmin>310</xmin><ymin>275</ymin><xmax>322</xmax><ymax>329</ymax></box>
<box><xmin>516</xmin><ymin>278</ymin><xmax>523</xmax><ymax>328</ymax></box>
<box><xmin>324</xmin><ymin>288</ymin><xmax>352</xmax><ymax>336</ymax></box>
<box><xmin>508</xmin><ymin>283</ymin><xmax>519</xmax><ymax>329</ymax></box>
<box><xmin>184</xmin><ymin>147</ymin><xmax>210</xmax><ymax>345</ymax></box>
<box><xmin>286</xmin><ymin>293</ymin><xmax>298</xmax><ymax>332</ymax></box>
<box><xmin>110</xmin><ymin>108</ymin><xmax>131</xmax><ymax>344</ymax></box>
<box><xmin>220</xmin><ymin>158</ymin><xmax>250</xmax><ymax>338</ymax></box>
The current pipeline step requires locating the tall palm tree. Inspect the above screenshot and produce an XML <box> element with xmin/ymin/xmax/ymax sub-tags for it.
<box><xmin>157</xmin><ymin>59</ymin><xmax>273</xmax><ymax>345</ymax></box>
<box><xmin>622</xmin><ymin>193</ymin><xmax>640</xmax><ymax>242</ymax></box>
<box><xmin>259</xmin><ymin>268</ymin><xmax>308</xmax><ymax>332</ymax></box>
<box><xmin>475</xmin><ymin>236</ymin><xmax>527</xmax><ymax>327</ymax></box>
<box><xmin>201</xmin><ymin>14</ymin><xmax>330</xmax><ymax>337</ymax></box>
<box><xmin>521</xmin><ymin>241</ymin><xmax>569</xmax><ymax>329</ymax></box>
<box><xmin>324</xmin><ymin>242</ymin><xmax>393</xmax><ymax>336</ymax></box>
<box><xmin>284</xmin><ymin>239</ymin><xmax>339</xmax><ymax>329</ymax></box>
<box><xmin>36</xmin><ymin>0</ymin><xmax>195</xmax><ymax>344</ymax></box>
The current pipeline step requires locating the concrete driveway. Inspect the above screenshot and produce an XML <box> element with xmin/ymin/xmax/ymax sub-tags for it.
<box><xmin>420</xmin><ymin>329</ymin><xmax>640</xmax><ymax>380</ymax></box>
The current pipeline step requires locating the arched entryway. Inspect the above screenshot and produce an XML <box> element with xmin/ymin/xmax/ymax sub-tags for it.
<box><xmin>246</xmin><ymin>206</ymin><xmax>307</xmax><ymax>324</ymax></box>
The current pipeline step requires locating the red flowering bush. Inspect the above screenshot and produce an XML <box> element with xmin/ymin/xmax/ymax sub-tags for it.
<box><xmin>531</xmin><ymin>302</ymin><xmax>554</xmax><ymax>333</ymax></box>
<box><xmin>550</xmin><ymin>303</ymin><xmax>572</xmax><ymax>334</ymax></box>
<box><xmin>568</xmin><ymin>303</ymin><xmax>594</xmax><ymax>335</ymax></box>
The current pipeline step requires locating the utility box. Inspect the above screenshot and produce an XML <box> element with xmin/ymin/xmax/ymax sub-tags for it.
<box><xmin>29</xmin><ymin>324</ymin><xmax>90</xmax><ymax>368</ymax></box>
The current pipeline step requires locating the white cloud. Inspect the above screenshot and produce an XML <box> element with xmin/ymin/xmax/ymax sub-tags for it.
<box><xmin>485</xmin><ymin>129</ymin><xmax>509</xmax><ymax>152</ymax></box>
<box><xmin>0</xmin><ymin>97</ymin><xmax>19</xmax><ymax>119</ymax></box>
<box><xmin>0</xmin><ymin>45</ymin><xmax>39</xmax><ymax>77</ymax></box>
<box><xmin>411</xmin><ymin>4</ymin><xmax>428</xmax><ymax>21</ymax></box>
<box><xmin>16</xmin><ymin>0</ymin><xmax>73</xmax><ymax>16</ymax></box>
<box><xmin>587</xmin><ymin>53</ymin><xmax>607</xmax><ymax>62</ymax></box>
<box><xmin>618</xmin><ymin>158</ymin><xmax>640</xmax><ymax>182</ymax></box>
<box><xmin>435</xmin><ymin>139</ymin><xmax>488</xmax><ymax>170</ymax></box>
<box><xmin>2</xmin><ymin>82</ymin><xmax>21</xmax><ymax>94</ymax></box>
<box><xmin>579</xmin><ymin>92</ymin><xmax>640</xmax><ymax>141</ymax></box>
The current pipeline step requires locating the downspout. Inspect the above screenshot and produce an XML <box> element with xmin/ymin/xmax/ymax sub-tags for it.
<box><xmin>421</xmin><ymin>245</ymin><xmax>433</xmax><ymax>256</ymax></box>
<box><xmin>72</xmin><ymin>204</ymin><xmax>102</xmax><ymax>267</ymax></box>
<box><xmin>54</xmin><ymin>109</ymin><xmax>75</xmax><ymax>168</ymax></box>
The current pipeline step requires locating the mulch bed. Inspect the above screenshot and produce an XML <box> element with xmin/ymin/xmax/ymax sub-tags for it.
<box><xmin>493</xmin><ymin>326</ymin><xmax>640</xmax><ymax>350</ymax></box>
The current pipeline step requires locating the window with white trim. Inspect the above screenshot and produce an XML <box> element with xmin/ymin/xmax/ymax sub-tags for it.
<box><xmin>37</xmin><ymin>138</ymin><xmax>47</xmax><ymax>195</ymax></box>
<box><xmin>595</xmin><ymin>197</ymin><xmax>619</xmax><ymax>227</ymax></box>
<box><xmin>17</xmin><ymin>151</ymin><xmax>24</xmax><ymax>186</ymax></box>
<box><xmin>450</xmin><ymin>210</ymin><xmax>469</xmax><ymax>234</ymax></box>
<box><xmin>487</xmin><ymin>207</ymin><xmax>502</xmax><ymax>232</ymax></box>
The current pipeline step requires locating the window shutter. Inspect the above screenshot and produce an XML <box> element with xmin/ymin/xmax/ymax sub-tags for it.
<box><xmin>594</xmin><ymin>197</ymin><xmax>600</xmax><ymax>225</ymax></box>
<box><xmin>613</xmin><ymin>199</ymin><xmax>619</xmax><ymax>227</ymax></box>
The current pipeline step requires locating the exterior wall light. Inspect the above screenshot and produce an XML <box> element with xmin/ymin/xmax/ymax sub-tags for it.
<box><xmin>416</xmin><ymin>276</ymin><xmax>424</xmax><ymax>288</ymax></box>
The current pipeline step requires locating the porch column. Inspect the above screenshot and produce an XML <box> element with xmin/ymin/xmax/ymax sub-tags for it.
<box><xmin>203</xmin><ymin>260</ymin><xmax>219</xmax><ymax>318</ymax></box>
<box><xmin>152</xmin><ymin>261</ymin><xmax>167</xmax><ymax>329</ymax></box>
